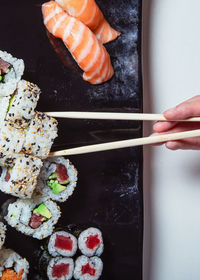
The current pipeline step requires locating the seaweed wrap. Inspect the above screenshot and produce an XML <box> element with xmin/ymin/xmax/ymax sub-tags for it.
<box><xmin>4</xmin><ymin>196</ymin><xmax>61</xmax><ymax>239</ymax></box>
<box><xmin>0</xmin><ymin>155</ymin><xmax>43</xmax><ymax>198</ymax></box>
<box><xmin>39</xmin><ymin>157</ymin><xmax>78</xmax><ymax>202</ymax></box>
<box><xmin>48</xmin><ymin>231</ymin><xmax>78</xmax><ymax>257</ymax></box>
<box><xmin>0</xmin><ymin>50</ymin><xmax>24</xmax><ymax>96</ymax></box>
<box><xmin>0</xmin><ymin>222</ymin><xmax>6</xmax><ymax>250</ymax></box>
<box><xmin>78</xmin><ymin>228</ymin><xmax>104</xmax><ymax>257</ymax></box>
<box><xmin>0</xmin><ymin>248</ymin><xmax>29</xmax><ymax>280</ymax></box>
<box><xmin>74</xmin><ymin>256</ymin><xmax>103</xmax><ymax>280</ymax></box>
<box><xmin>47</xmin><ymin>257</ymin><xmax>74</xmax><ymax>280</ymax></box>
<box><xmin>22</xmin><ymin>111</ymin><xmax>58</xmax><ymax>158</ymax></box>
<box><xmin>6</xmin><ymin>80</ymin><xmax>41</xmax><ymax>128</ymax></box>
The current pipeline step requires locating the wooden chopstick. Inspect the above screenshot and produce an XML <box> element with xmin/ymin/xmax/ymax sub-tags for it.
<box><xmin>45</xmin><ymin>111</ymin><xmax>200</xmax><ymax>122</ymax></box>
<box><xmin>49</xmin><ymin>129</ymin><xmax>200</xmax><ymax>156</ymax></box>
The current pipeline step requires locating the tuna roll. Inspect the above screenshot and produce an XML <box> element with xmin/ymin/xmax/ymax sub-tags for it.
<box><xmin>4</xmin><ymin>196</ymin><xmax>61</xmax><ymax>239</ymax></box>
<box><xmin>0</xmin><ymin>248</ymin><xmax>29</xmax><ymax>280</ymax></box>
<box><xmin>48</xmin><ymin>231</ymin><xmax>78</xmax><ymax>257</ymax></box>
<box><xmin>6</xmin><ymin>80</ymin><xmax>41</xmax><ymax>128</ymax></box>
<box><xmin>0</xmin><ymin>222</ymin><xmax>6</xmax><ymax>250</ymax></box>
<box><xmin>78</xmin><ymin>228</ymin><xmax>104</xmax><ymax>257</ymax></box>
<box><xmin>22</xmin><ymin>111</ymin><xmax>58</xmax><ymax>159</ymax></box>
<box><xmin>0</xmin><ymin>155</ymin><xmax>43</xmax><ymax>198</ymax></box>
<box><xmin>74</xmin><ymin>256</ymin><xmax>103</xmax><ymax>280</ymax></box>
<box><xmin>47</xmin><ymin>257</ymin><xmax>74</xmax><ymax>280</ymax></box>
<box><xmin>39</xmin><ymin>157</ymin><xmax>78</xmax><ymax>202</ymax></box>
<box><xmin>0</xmin><ymin>50</ymin><xmax>24</xmax><ymax>97</ymax></box>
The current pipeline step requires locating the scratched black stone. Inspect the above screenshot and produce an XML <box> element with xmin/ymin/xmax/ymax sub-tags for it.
<box><xmin>0</xmin><ymin>0</ymin><xmax>143</xmax><ymax>279</ymax></box>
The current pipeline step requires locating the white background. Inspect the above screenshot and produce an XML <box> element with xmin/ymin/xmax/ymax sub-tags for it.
<box><xmin>142</xmin><ymin>0</ymin><xmax>200</xmax><ymax>279</ymax></box>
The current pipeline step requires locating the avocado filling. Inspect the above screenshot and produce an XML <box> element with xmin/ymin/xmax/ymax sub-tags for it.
<box><xmin>7</xmin><ymin>94</ymin><xmax>16</xmax><ymax>111</ymax></box>
<box><xmin>47</xmin><ymin>171</ymin><xmax>69</xmax><ymax>195</ymax></box>
<box><xmin>29</xmin><ymin>203</ymin><xmax>52</xmax><ymax>229</ymax></box>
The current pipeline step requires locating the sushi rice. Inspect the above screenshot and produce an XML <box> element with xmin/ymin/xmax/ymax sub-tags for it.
<box><xmin>47</xmin><ymin>257</ymin><xmax>74</xmax><ymax>280</ymax></box>
<box><xmin>0</xmin><ymin>222</ymin><xmax>6</xmax><ymax>250</ymax></box>
<box><xmin>74</xmin><ymin>256</ymin><xmax>103</xmax><ymax>280</ymax></box>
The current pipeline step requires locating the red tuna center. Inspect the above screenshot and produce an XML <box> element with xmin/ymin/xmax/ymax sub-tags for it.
<box><xmin>5</xmin><ymin>170</ymin><xmax>10</xmax><ymax>182</ymax></box>
<box><xmin>86</xmin><ymin>234</ymin><xmax>100</xmax><ymax>250</ymax></box>
<box><xmin>55</xmin><ymin>234</ymin><xmax>73</xmax><ymax>251</ymax></box>
<box><xmin>81</xmin><ymin>263</ymin><xmax>96</xmax><ymax>276</ymax></box>
<box><xmin>56</xmin><ymin>164</ymin><xmax>69</xmax><ymax>182</ymax></box>
<box><xmin>52</xmin><ymin>263</ymin><xmax>69</xmax><ymax>278</ymax></box>
<box><xmin>29</xmin><ymin>213</ymin><xmax>43</xmax><ymax>229</ymax></box>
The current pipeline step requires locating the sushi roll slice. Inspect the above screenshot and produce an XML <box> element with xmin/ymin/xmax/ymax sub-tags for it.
<box><xmin>0</xmin><ymin>50</ymin><xmax>25</xmax><ymax>97</ymax></box>
<box><xmin>0</xmin><ymin>222</ymin><xmax>6</xmax><ymax>250</ymax></box>
<box><xmin>39</xmin><ymin>157</ymin><xmax>78</xmax><ymax>202</ymax></box>
<box><xmin>6</xmin><ymin>80</ymin><xmax>41</xmax><ymax>128</ymax></box>
<box><xmin>4</xmin><ymin>196</ymin><xmax>61</xmax><ymax>239</ymax></box>
<box><xmin>74</xmin><ymin>256</ymin><xmax>103</xmax><ymax>280</ymax></box>
<box><xmin>48</xmin><ymin>231</ymin><xmax>78</xmax><ymax>257</ymax></box>
<box><xmin>22</xmin><ymin>111</ymin><xmax>58</xmax><ymax>159</ymax></box>
<box><xmin>0</xmin><ymin>155</ymin><xmax>43</xmax><ymax>199</ymax></box>
<box><xmin>78</xmin><ymin>228</ymin><xmax>104</xmax><ymax>257</ymax></box>
<box><xmin>47</xmin><ymin>257</ymin><xmax>74</xmax><ymax>280</ymax></box>
<box><xmin>0</xmin><ymin>121</ymin><xmax>25</xmax><ymax>166</ymax></box>
<box><xmin>0</xmin><ymin>248</ymin><xmax>29</xmax><ymax>280</ymax></box>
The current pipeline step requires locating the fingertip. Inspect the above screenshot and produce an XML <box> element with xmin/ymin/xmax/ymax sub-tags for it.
<box><xmin>165</xmin><ymin>141</ymin><xmax>180</xmax><ymax>150</ymax></box>
<box><xmin>163</xmin><ymin>108</ymin><xmax>177</xmax><ymax>119</ymax></box>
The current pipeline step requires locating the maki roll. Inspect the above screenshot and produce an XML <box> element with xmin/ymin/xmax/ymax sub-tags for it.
<box><xmin>74</xmin><ymin>256</ymin><xmax>103</xmax><ymax>280</ymax></box>
<box><xmin>47</xmin><ymin>257</ymin><xmax>74</xmax><ymax>280</ymax></box>
<box><xmin>78</xmin><ymin>228</ymin><xmax>104</xmax><ymax>257</ymax></box>
<box><xmin>0</xmin><ymin>50</ymin><xmax>24</xmax><ymax>97</ymax></box>
<box><xmin>4</xmin><ymin>196</ymin><xmax>61</xmax><ymax>239</ymax></box>
<box><xmin>48</xmin><ymin>231</ymin><xmax>78</xmax><ymax>257</ymax></box>
<box><xmin>0</xmin><ymin>155</ymin><xmax>43</xmax><ymax>198</ymax></box>
<box><xmin>22</xmin><ymin>111</ymin><xmax>58</xmax><ymax>159</ymax></box>
<box><xmin>39</xmin><ymin>157</ymin><xmax>78</xmax><ymax>202</ymax></box>
<box><xmin>0</xmin><ymin>248</ymin><xmax>29</xmax><ymax>280</ymax></box>
<box><xmin>0</xmin><ymin>222</ymin><xmax>6</xmax><ymax>249</ymax></box>
<box><xmin>6</xmin><ymin>80</ymin><xmax>41</xmax><ymax>128</ymax></box>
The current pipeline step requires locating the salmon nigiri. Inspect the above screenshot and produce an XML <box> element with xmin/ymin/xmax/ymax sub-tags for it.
<box><xmin>42</xmin><ymin>1</ymin><xmax>114</xmax><ymax>85</ymax></box>
<box><xmin>55</xmin><ymin>0</ymin><xmax>120</xmax><ymax>44</ymax></box>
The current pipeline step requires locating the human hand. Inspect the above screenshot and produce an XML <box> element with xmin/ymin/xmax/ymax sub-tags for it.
<box><xmin>153</xmin><ymin>95</ymin><xmax>200</xmax><ymax>150</ymax></box>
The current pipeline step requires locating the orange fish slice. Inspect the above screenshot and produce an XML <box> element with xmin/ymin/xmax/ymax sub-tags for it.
<box><xmin>55</xmin><ymin>0</ymin><xmax>120</xmax><ymax>44</ymax></box>
<box><xmin>42</xmin><ymin>1</ymin><xmax>114</xmax><ymax>85</ymax></box>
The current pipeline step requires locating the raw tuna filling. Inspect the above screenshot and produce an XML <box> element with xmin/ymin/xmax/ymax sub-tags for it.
<box><xmin>29</xmin><ymin>213</ymin><xmax>44</xmax><ymax>229</ymax></box>
<box><xmin>5</xmin><ymin>170</ymin><xmax>11</xmax><ymax>182</ymax></box>
<box><xmin>81</xmin><ymin>263</ymin><xmax>96</xmax><ymax>276</ymax></box>
<box><xmin>0</xmin><ymin>58</ymin><xmax>11</xmax><ymax>82</ymax></box>
<box><xmin>47</xmin><ymin>164</ymin><xmax>69</xmax><ymax>194</ymax></box>
<box><xmin>29</xmin><ymin>203</ymin><xmax>52</xmax><ymax>229</ymax></box>
<box><xmin>55</xmin><ymin>234</ymin><xmax>73</xmax><ymax>251</ymax></box>
<box><xmin>86</xmin><ymin>235</ymin><xmax>100</xmax><ymax>250</ymax></box>
<box><xmin>52</xmin><ymin>263</ymin><xmax>69</xmax><ymax>278</ymax></box>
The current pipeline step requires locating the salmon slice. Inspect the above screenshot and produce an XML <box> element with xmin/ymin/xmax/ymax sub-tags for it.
<box><xmin>42</xmin><ymin>1</ymin><xmax>114</xmax><ymax>84</ymax></box>
<box><xmin>55</xmin><ymin>0</ymin><xmax>120</xmax><ymax>44</ymax></box>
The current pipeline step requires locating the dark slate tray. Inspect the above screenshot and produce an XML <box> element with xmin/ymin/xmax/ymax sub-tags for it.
<box><xmin>0</xmin><ymin>0</ymin><xmax>143</xmax><ymax>279</ymax></box>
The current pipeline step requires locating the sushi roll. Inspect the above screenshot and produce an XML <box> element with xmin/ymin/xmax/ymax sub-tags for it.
<box><xmin>4</xmin><ymin>196</ymin><xmax>61</xmax><ymax>239</ymax></box>
<box><xmin>78</xmin><ymin>228</ymin><xmax>104</xmax><ymax>257</ymax></box>
<box><xmin>47</xmin><ymin>257</ymin><xmax>74</xmax><ymax>280</ymax></box>
<box><xmin>0</xmin><ymin>155</ymin><xmax>43</xmax><ymax>199</ymax></box>
<box><xmin>39</xmin><ymin>157</ymin><xmax>78</xmax><ymax>202</ymax></box>
<box><xmin>0</xmin><ymin>248</ymin><xmax>29</xmax><ymax>280</ymax></box>
<box><xmin>48</xmin><ymin>231</ymin><xmax>78</xmax><ymax>257</ymax></box>
<box><xmin>74</xmin><ymin>256</ymin><xmax>103</xmax><ymax>280</ymax></box>
<box><xmin>6</xmin><ymin>80</ymin><xmax>41</xmax><ymax>128</ymax></box>
<box><xmin>0</xmin><ymin>222</ymin><xmax>6</xmax><ymax>250</ymax></box>
<box><xmin>0</xmin><ymin>121</ymin><xmax>25</xmax><ymax>166</ymax></box>
<box><xmin>0</xmin><ymin>50</ymin><xmax>25</xmax><ymax>97</ymax></box>
<box><xmin>22</xmin><ymin>111</ymin><xmax>58</xmax><ymax>159</ymax></box>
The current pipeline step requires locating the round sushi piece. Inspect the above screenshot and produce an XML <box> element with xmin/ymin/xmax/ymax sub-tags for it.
<box><xmin>0</xmin><ymin>50</ymin><xmax>25</xmax><ymax>97</ymax></box>
<box><xmin>0</xmin><ymin>155</ymin><xmax>43</xmax><ymax>198</ymax></box>
<box><xmin>74</xmin><ymin>256</ymin><xmax>103</xmax><ymax>280</ymax></box>
<box><xmin>22</xmin><ymin>111</ymin><xmax>58</xmax><ymax>159</ymax></box>
<box><xmin>0</xmin><ymin>248</ymin><xmax>29</xmax><ymax>280</ymax></box>
<box><xmin>0</xmin><ymin>222</ymin><xmax>6</xmax><ymax>250</ymax></box>
<box><xmin>78</xmin><ymin>228</ymin><xmax>104</xmax><ymax>257</ymax></box>
<box><xmin>47</xmin><ymin>257</ymin><xmax>74</xmax><ymax>280</ymax></box>
<box><xmin>6</xmin><ymin>80</ymin><xmax>41</xmax><ymax>128</ymax></box>
<box><xmin>48</xmin><ymin>231</ymin><xmax>78</xmax><ymax>257</ymax></box>
<box><xmin>39</xmin><ymin>157</ymin><xmax>78</xmax><ymax>202</ymax></box>
<box><xmin>4</xmin><ymin>196</ymin><xmax>61</xmax><ymax>240</ymax></box>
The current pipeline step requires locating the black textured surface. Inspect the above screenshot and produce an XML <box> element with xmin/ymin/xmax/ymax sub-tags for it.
<box><xmin>1</xmin><ymin>0</ymin><xmax>143</xmax><ymax>279</ymax></box>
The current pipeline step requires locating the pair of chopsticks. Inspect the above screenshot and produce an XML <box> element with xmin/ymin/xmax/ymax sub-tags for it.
<box><xmin>46</xmin><ymin>111</ymin><xmax>200</xmax><ymax>156</ymax></box>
